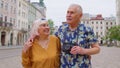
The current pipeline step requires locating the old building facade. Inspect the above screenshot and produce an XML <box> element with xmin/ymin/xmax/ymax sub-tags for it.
<box><xmin>0</xmin><ymin>0</ymin><xmax>17</xmax><ymax>46</ymax></box>
<box><xmin>81</xmin><ymin>14</ymin><xmax>116</xmax><ymax>44</ymax></box>
<box><xmin>0</xmin><ymin>0</ymin><xmax>46</xmax><ymax>46</ymax></box>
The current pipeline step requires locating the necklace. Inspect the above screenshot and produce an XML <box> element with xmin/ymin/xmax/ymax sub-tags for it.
<box><xmin>38</xmin><ymin>38</ymin><xmax>49</xmax><ymax>49</ymax></box>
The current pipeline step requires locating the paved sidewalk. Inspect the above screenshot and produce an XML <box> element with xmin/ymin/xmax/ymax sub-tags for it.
<box><xmin>0</xmin><ymin>46</ymin><xmax>22</xmax><ymax>50</ymax></box>
<box><xmin>92</xmin><ymin>46</ymin><xmax>120</xmax><ymax>68</ymax></box>
<box><xmin>0</xmin><ymin>56</ymin><xmax>22</xmax><ymax>68</ymax></box>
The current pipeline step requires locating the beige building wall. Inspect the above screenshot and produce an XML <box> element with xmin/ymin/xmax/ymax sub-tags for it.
<box><xmin>32</xmin><ymin>2</ymin><xmax>46</xmax><ymax>19</ymax></box>
<box><xmin>81</xmin><ymin>14</ymin><xmax>116</xmax><ymax>44</ymax></box>
<box><xmin>116</xmin><ymin>0</ymin><xmax>120</xmax><ymax>25</ymax></box>
<box><xmin>36</xmin><ymin>9</ymin><xmax>43</xmax><ymax>20</ymax></box>
<box><xmin>14</xmin><ymin>0</ymin><xmax>29</xmax><ymax>46</ymax></box>
<box><xmin>0</xmin><ymin>0</ymin><xmax>16</xmax><ymax>46</ymax></box>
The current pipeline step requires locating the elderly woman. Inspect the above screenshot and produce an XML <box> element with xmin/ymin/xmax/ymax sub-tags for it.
<box><xmin>22</xmin><ymin>18</ymin><xmax>61</xmax><ymax>68</ymax></box>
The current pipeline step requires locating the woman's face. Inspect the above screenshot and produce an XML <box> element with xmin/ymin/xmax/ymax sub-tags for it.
<box><xmin>38</xmin><ymin>22</ymin><xmax>50</xmax><ymax>36</ymax></box>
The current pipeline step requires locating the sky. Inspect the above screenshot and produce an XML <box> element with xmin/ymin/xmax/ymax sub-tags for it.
<box><xmin>31</xmin><ymin>0</ymin><xmax>116</xmax><ymax>26</ymax></box>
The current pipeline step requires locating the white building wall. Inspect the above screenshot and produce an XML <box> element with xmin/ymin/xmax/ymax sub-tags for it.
<box><xmin>89</xmin><ymin>20</ymin><xmax>105</xmax><ymax>43</ymax></box>
<box><xmin>0</xmin><ymin>0</ymin><xmax>17</xmax><ymax>46</ymax></box>
<box><xmin>0</xmin><ymin>0</ymin><xmax>46</xmax><ymax>46</ymax></box>
<box><xmin>14</xmin><ymin>0</ymin><xmax>29</xmax><ymax>45</ymax></box>
<box><xmin>32</xmin><ymin>2</ymin><xmax>46</xmax><ymax>19</ymax></box>
<box><xmin>82</xmin><ymin>14</ymin><xmax>116</xmax><ymax>44</ymax></box>
<box><xmin>116</xmin><ymin>0</ymin><xmax>120</xmax><ymax>25</ymax></box>
<box><xmin>16</xmin><ymin>0</ymin><xmax>28</xmax><ymax>30</ymax></box>
<box><xmin>36</xmin><ymin>10</ymin><xmax>43</xmax><ymax>20</ymax></box>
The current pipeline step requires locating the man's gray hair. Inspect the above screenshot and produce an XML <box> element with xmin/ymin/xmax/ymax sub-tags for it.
<box><xmin>69</xmin><ymin>4</ymin><xmax>83</xmax><ymax>13</ymax></box>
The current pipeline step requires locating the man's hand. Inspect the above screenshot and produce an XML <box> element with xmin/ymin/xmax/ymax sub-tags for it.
<box><xmin>70</xmin><ymin>46</ymin><xmax>86</xmax><ymax>55</ymax></box>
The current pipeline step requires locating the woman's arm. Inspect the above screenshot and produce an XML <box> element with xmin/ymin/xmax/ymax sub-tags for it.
<box><xmin>22</xmin><ymin>39</ymin><xmax>33</xmax><ymax>68</ymax></box>
<box><xmin>22</xmin><ymin>48</ymin><xmax>32</xmax><ymax>68</ymax></box>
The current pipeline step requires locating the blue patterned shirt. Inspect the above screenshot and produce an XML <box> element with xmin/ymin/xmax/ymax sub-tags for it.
<box><xmin>55</xmin><ymin>23</ymin><xmax>98</xmax><ymax>68</ymax></box>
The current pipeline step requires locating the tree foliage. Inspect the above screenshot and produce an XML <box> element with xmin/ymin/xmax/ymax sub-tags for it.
<box><xmin>105</xmin><ymin>25</ymin><xmax>120</xmax><ymax>41</ymax></box>
<box><xmin>48</xmin><ymin>19</ymin><xmax>54</xmax><ymax>27</ymax></box>
<box><xmin>48</xmin><ymin>19</ymin><xmax>54</xmax><ymax>34</ymax></box>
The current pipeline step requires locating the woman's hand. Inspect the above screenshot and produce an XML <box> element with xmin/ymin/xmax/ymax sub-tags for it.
<box><xmin>22</xmin><ymin>38</ymin><xmax>33</xmax><ymax>53</ymax></box>
<box><xmin>22</xmin><ymin>34</ymin><xmax>36</xmax><ymax>53</ymax></box>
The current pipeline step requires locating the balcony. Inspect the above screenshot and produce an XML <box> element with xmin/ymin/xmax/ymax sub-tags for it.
<box><xmin>20</xmin><ymin>28</ymin><xmax>28</xmax><ymax>33</ymax></box>
<box><xmin>0</xmin><ymin>21</ymin><xmax>13</xmax><ymax>29</ymax></box>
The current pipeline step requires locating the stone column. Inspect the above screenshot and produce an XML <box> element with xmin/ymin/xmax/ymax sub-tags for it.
<box><xmin>5</xmin><ymin>32</ymin><xmax>10</xmax><ymax>46</ymax></box>
<box><xmin>13</xmin><ymin>30</ymin><xmax>17</xmax><ymax>46</ymax></box>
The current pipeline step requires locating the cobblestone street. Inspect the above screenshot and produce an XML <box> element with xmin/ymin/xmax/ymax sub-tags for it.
<box><xmin>0</xmin><ymin>46</ymin><xmax>120</xmax><ymax>68</ymax></box>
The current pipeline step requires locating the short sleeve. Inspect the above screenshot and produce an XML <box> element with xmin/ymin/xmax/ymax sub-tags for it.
<box><xmin>86</xmin><ymin>27</ymin><xmax>98</xmax><ymax>44</ymax></box>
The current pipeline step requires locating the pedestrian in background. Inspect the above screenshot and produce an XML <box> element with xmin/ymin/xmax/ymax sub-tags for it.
<box><xmin>22</xmin><ymin>18</ymin><xmax>61</xmax><ymax>68</ymax></box>
<box><xmin>55</xmin><ymin>4</ymin><xmax>100</xmax><ymax>68</ymax></box>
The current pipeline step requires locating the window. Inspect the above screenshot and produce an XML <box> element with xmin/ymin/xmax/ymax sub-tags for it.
<box><xmin>5</xmin><ymin>3</ymin><xmax>8</xmax><ymax>10</ymax></box>
<box><xmin>106</xmin><ymin>22</ymin><xmax>108</xmax><ymax>25</ymax></box>
<box><xmin>0</xmin><ymin>14</ymin><xmax>3</xmax><ymax>21</ymax></box>
<box><xmin>101</xmin><ymin>32</ymin><xmax>102</xmax><ymax>35</ymax></box>
<box><xmin>96</xmin><ymin>22</ymin><xmax>98</xmax><ymax>24</ymax></box>
<box><xmin>5</xmin><ymin>16</ymin><xmax>7</xmax><ymax>22</ymax></box>
<box><xmin>1</xmin><ymin>1</ymin><xmax>4</xmax><ymax>8</ymax></box>
<box><xmin>10</xmin><ymin>18</ymin><xmax>12</xmax><ymax>23</ymax></box>
<box><xmin>19</xmin><ymin>2</ymin><xmax>21</xmax><ymax>7</ymax></box>
<box><xmin>106</xmin><ymin>27</ymin><xmax>108</xmax><ymax>30</ymax></box>
<box><xmin>101</xmin><ymin>27</ymin><xmax>102</xmax><ymax>29</ymax></box>
<box><xmin>96</xmin><ymin>32</ymin><xmax>98</xmax><ymax>36</ymax></box>
<box><xmin>111</xmin><ymin>22</ymin><xmax>112</xmax><ymax>25</ymax></box>
<box><xmin>92</xmin><ymin>22</ymin><xmax>94</xmax><ymax>24</ymax></box>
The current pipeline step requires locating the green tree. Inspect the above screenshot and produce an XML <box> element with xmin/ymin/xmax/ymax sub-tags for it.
<box><xmin>48</xmin><ymin>19</ymin><xmax>54</xmax><ymax>34</ymax></box>
<box><xmin>106</xmin><ymin>25</ymin><xmax>120</xmax><ymax>41</ymax></box>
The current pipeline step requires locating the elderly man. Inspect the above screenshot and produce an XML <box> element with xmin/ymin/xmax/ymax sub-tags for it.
<box><xmin>55</xmin><ymin>4</ymin><xmax>100</xmax><ymax>68</ymax></box>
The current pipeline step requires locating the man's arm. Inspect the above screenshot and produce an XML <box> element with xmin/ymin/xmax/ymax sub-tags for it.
<box><xmin>70</xmin><ymin>43</ymin><xmax>100</xmax><ymax>55</ymax></box>
<box><xmin>83</xmin><ymin>43</ymin><xmax>100</xmax><ymax>55</ymax></box>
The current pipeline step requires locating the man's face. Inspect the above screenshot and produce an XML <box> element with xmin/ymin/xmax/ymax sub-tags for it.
<box><xmin>66</xmin><ymin>6</ymin><xmax>82</xmax><ymax>24</ymax></box>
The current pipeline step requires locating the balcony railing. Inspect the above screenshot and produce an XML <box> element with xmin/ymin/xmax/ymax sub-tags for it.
<box><xmin>0</xmin><ymin>21</ymin><xmax>13</xmax><ymax>28</ymax></box>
